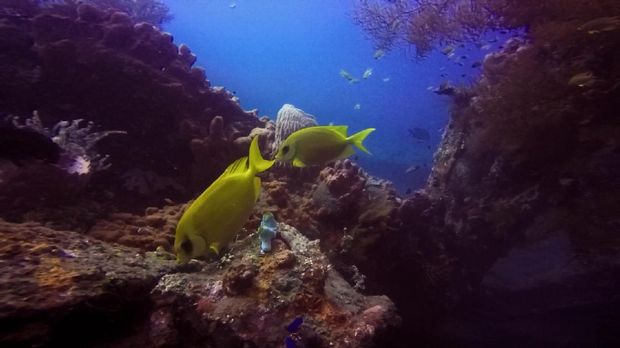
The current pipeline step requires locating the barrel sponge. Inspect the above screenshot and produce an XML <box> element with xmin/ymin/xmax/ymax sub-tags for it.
<box><xmin>271</xmin><ymin>104</ymin><xmax>317</xmax><ymax>155</ymax></box>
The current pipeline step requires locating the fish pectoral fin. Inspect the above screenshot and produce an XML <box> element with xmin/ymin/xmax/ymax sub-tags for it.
<box><xmin>209</xmin><ymin>242</ymin><xmax>220</xmax><ymax>255</ymax></box>
<box><xmin>293</xmin><ymin>158</ymin><xmax>307</xmax><ymax>167</ymax></box>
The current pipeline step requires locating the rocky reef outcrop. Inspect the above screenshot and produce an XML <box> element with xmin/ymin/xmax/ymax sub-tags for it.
<box><xmin>0</xmin><ymin>1</ymin><xmax>264</xmax><ymax>221</ymax></box>
<box><xmin>0</xmin><ymin>219</ymin><xmax>399</xmax><ymax>347</ymax></box>
<box><xmin>0</xmin><ymin>220</ymin><xmax>178</xmax><ymax>347</ymax></box>
<box><xmin>379</xmin><ymin>25</ymin><xmax>620</xmax><ymax>346</ymax></box>
<box><xmin>150</xmin><ymin>224</ymin><xmax>398</xmax><ymax>348</ymax></box>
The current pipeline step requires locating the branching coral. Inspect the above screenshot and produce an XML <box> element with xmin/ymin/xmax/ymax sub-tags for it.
<box><xmin>353</xmin><ymin>0</ymin><xmax>501</xmax><ymax>56</ymax></box>
<box><xmin>353</xmin><ymin>0</ymin><xmax>620</xmax><ymax>56</ymax></box>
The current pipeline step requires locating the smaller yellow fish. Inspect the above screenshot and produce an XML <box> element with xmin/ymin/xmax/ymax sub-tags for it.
<box><xmin>174</xmin><ymin>135</ymin><xmax>274</xmax><ymax>263</ymax></box>
<box><xmin>275</xmin><ymin>125</ymin><xmax>375</xmax><ymax>167</ymax></box>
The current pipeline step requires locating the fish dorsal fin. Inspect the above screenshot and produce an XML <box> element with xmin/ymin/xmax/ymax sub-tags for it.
<box><xmin>223</xmin><ymin>157</ymin><xmax>249</xmax><ymax>176</ymax></box>
<box><xmin>249</xmin><ymin>135</ymin><xmax>274</xmax><ymax>174</ymax></box>
<box><xmin>326</xmin><ymin>125</ymin><xmax>348</xmax><ymax>136</ymax></box>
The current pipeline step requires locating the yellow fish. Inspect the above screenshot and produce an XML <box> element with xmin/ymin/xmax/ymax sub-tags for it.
<box><xmin>174</xmin><ymin>136</ymin><xmax>274</xmax><ymax>263</ymax></box>
<box><xmin>275</xmin><ymin>125</ymin><xmax>375</xmax><ymax>167</ymax></box>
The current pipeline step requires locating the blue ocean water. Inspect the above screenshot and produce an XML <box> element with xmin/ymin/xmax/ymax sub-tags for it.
<box><xmin>163</xmin><ymin>0</ymin><xmax>491</xmax><ymax>192</ymax></box>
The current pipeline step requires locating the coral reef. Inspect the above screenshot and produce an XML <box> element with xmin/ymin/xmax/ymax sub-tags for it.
<box><xmin>0</xmin><ymin>219</ymin><xmax>178</xmax><ymax>347</ymax></box>
<box><xmin>149</xmin><ymin>223</ymin><xmax>399</xmax><ymax>348</ymax></box>
<box><xmin>87</xmin><ymin>204</ymin><xmax>184</xmax><ymax>251</ymax></box>
<box><xmin>354</xmin><ymin>0</ymin><xmax>620</xmax><ymax>56</ymax></box>
<box><xmin>0</xmin><ymin>1</ymin><xmax>263</xmax><ymax>214</ymax></box>
<box><xmin>9</xmin><ymin>111</ymin><xmax>127</xmax><ymax>173</ymax></box>
<box><xmin>1</xmin><ymin>0</ymin><xmax>619</xmax><ymax>346</ymax></box>
<box><xmin>256</xmin><ymin>159</ymin><xmax>401</xmax><ymax>296</ymax></box>
<box><xmin>36</xmin><ymin>0</ymin><xmax>172</xmax><ymax>26</ymax></box>
<box><xmin>0</xmin><ymin>219</ymin><xmax>399</xmax><ymax>347</ymax></box>
<box><xmin>351</xmin><ymin>2</ymin><xmax>620</xmax><ymax>345</ymax></box>
<box><xmin>377</xmin><ymin>8</ymin><xmax>620</xmax><ymax>345</ymax></box>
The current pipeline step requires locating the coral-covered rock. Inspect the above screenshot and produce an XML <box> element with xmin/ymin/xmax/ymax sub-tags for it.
<box><xmin>388</xmin><ymin>28</ymin><xmax>620</xmax><ymax>344</ymax></box>
<box><xmin>223</xmin><ymin>263</ymin><xmax>258</xmax><ymax>296</ymax></box>
<box><xmin>319</xmin><ymin>159</ymin><xmax>366</xmax><ymax>199</ymax></box>
<box><xmin>149</xmin><ymin>223</ymin><xmax>399</xmax><ymax>347</ymax></box>
<box><xmin>0</xmin><ymin>3</ymin><xmax>263</xmax><ymax>215</ymax></box>
<box><xmin>0</xmin><ymin>220</ymin><xmax>177</xmax><ymax>347</ymax></box>
<box><xmin>0</xmin><ymin>218</ymin><xmax>400</xmax><ymax>348</ymax></box>
<box><xmin>87</xmin><ymin>204</ymin><xmax>185</xmax><ymax>251</ymax></box>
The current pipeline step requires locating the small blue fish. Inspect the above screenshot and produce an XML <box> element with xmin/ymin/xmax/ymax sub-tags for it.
<box><xmin>287</xmin><ymin>316</ymin><xmax>303</xmax><ymax>333</ymax></box>
<box><xmin>285</xmin><ymin>336</ymin><xmax>297</xmax><ymax>348</ymax></box>
<box><xmin>258</xmin><ymin>212</ymin><xmax>278</xmax><ymax>253</ymax></box>
<box><xmin>284</xmin><ymin>316</ymin><xmax>303</xmax><ymax>348</ymax></box>
<box><xmin>408</xmin><ymin>127</ymin><xmax>430</xmax><ymax>142</ymax></box>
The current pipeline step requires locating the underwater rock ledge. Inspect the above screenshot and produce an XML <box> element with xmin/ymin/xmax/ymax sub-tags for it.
<box><xmin>0</xmin><ymin>220</ymin><xmax>399</xmax><ymax>347</ymax></box>
<box><xmin>148</xmin><ymin>223</ymin><xmax>399</xmax><ymax>348</ymax></box>
<box><xmin>0</xmin><ymin>219</ymin><xmax>178</xmax><ymax>347</ymax></box>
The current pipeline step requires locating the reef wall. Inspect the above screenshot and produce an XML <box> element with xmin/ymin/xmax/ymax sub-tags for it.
<box><xmin>0</xmin><ymin>1</ymin><xmax>264</xmax><ymax>223</ymax></box>
<box><xmin>382</xmin><ymin>22</ymin><xmax>620</xmax><ymax>347</ymax></box>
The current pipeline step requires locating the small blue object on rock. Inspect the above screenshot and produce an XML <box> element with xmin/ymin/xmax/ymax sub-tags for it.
<box><xmin>258</xmin><ymin>212</ymin><xmax>278</xmax><ymax>253</ymax></box>
<box><xmin>284</xmin><ymin>316</ymin><xmax>303</xmax><ymax>348</ymax></box>
<box><xmin>286</xmin><ymin>316</ymin><xmax>303</xmax><ymax>333</ymax></box>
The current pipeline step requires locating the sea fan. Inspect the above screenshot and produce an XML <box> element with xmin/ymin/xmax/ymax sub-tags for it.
<box><xmin>271</xmin><ymin>104</ymin><xmax>317</xmax><ymax>156</ymax></box>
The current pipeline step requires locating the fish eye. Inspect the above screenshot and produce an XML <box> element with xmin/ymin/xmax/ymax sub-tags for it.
<box><xmin>282</xmin><ymin>145</ymin><xmax>289</xmax><ymax>154</ymax></box>
<box><xmin>180</xmin><ymin>239</ymin><xmax>193</xmax><ymax>254</ymax></box>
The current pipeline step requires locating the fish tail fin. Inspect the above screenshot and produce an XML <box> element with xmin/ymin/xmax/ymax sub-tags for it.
<box><xmin>249</xmin><ymin>135</ymin><xmax>274</xmax><ymax>175</ymax></box>
<box><xmin>347</xmin><ymin>128</ymin><xmax>375</xmax><ymax>155</ymax></box>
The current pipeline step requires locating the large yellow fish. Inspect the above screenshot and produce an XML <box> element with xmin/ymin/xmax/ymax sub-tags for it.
<box><xmin>274</xmin><ymin>125</ymin><xmax>375</xmax><ymax>167</ymax></box>
<box><xmin>174</xmin><ymin>136</ymin><xmax>274</xmax><ymax>263</ymax></box>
